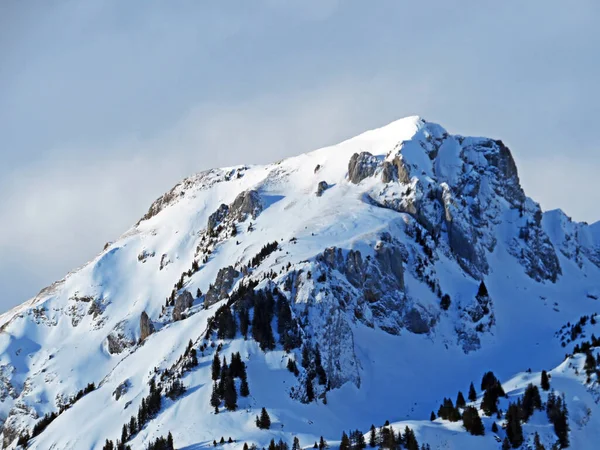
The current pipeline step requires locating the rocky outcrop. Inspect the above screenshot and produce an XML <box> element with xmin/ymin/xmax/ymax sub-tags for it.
<box><xmin>140</xmin><ymin>311</ymin><xmax>154</xmax><ymax>340</ymax></box>
<box><xmin>348</xmin><ymin>152</ymin><xmax>378</xmax><ymax>184</ymax></box>
<box><xmin>112</xmin><ymin>379</ymin><xmax>130</xmax><ymax>401</ymax></box>
<box><xmin>159</xmin><ymin>254</ymin><xmax>171</xmax><ymax>270</ymax></box>
<box><xmin>106</xmin><ymin>334</ymin><xmax>130</xmax><ymax>355</ymax></box>
<box><xmin>391</xmin><ymin>155</ymin><xmax>411</xmax><ymax>184</ymax></box>
<box><xmin>137</xmin><ymin>250</ymin><xmax>155</xmax><ymax>263</ymax></box>
<box><xmin>204</xmin><ymin>266</ymin><xmax>240</xmax><ymax>308</ymax></box>
<box><xmin>138</xmin><ymin>186</ymin><xmax>177</xmax><ymax>223</ymax></box>
<box><xmin>316</xmin><ymin>181</ymin><xmax>329</xmax><ymax>197</ymax></box>
<box><xmin>206</xmin><ymin>190</ymin><xmax>263</xmax><ymax>237</ymax></box>
<box><xmin>403</xmin><ymin>307</ymin><xmax>430</xmax><ymax>334</ymax></box>
<box><xmin>381</xmin><ymin>161</ymin><xmax>397</xmax><ymax>183</ymax></box>
<box><xmin>444</xmin><ymin>210</ymin><xmax>488</xmax><ymax>278</ymax></box>
<box><xmin>484</xmin><ymin>140</ymin><xmax>526</xmax><ymax>207</ymax></box>
<box><xmin>106</xmin><ymin>321</ymin><xmax>135</xmax><ymax>354</ymax></box>
<box><xmin>230</xmin><ymin>190</ymin><xmax>262</xmax><ymax>222</ymax></box>
<box><xmin>173</xmin><ymin>291</ymin><xmax>194</xmax><ymax>321</ymax></box>
<box><xmin>207</xmin><ymin>204</ymin><xmax>229</xmax><ymax>234</ymax></box>
<box><xmin>374</xmin><ymin>239</ymin><xmax>405</xmax><ymax>290</ymax></box>
<box><xmin>508</xmin><ymin>230</ymin><xmax>561</xmax><ymax>283</ymax></box>
<box><xmin>457</xmin><ymin>286</ymin><xmax>496</xmax><ymax>353</ymax></box>
<box><xmin>314</xmin><ymin>237</ymin><xmax>429</xmax><ymax>335</ymax></box>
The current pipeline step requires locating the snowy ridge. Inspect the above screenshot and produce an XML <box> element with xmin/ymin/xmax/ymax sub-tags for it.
<box><xmin>0</xmin><ymin>116</ymin><xmax>598</xmax><ymax>449</ymax></box>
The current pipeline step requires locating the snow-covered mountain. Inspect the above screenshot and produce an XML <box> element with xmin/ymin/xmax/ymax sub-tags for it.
<box><xmin>1</xmin><ymin>116</ymin><xmax>599</xmax><ymax>450</ymax></box>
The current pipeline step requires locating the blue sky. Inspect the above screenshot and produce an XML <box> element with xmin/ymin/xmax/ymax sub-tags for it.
<box><xmin>1</xmin><ymin>0</ymin><xmax>599</xmax><ymax>312</ymax></box>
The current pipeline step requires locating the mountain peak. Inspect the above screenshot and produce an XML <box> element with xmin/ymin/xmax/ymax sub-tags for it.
<box><xmin>1</xmin><ymin>119</ymin><xmax>599</xmax><ymax>450</ymax></box>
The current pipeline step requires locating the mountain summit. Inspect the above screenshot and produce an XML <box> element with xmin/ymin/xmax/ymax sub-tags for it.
<box><xmin>1</xmin><ymin>117</ymin><xmax>599</xmax><ymax>449</ymax></box>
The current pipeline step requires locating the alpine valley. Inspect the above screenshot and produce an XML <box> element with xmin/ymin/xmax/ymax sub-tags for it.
<box><xmin>1</xmin><ymin>116</ymin><xmax>599</xmax><ymax>450</ymax></box>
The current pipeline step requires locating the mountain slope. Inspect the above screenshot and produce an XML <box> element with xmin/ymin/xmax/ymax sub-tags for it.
<box><xmin>0</xmin><ymin>116</ymin><xmax>599</xmax><ymax>450</ymax></box>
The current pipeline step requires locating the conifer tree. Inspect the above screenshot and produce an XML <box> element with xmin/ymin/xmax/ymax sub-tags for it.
<box><xmin>369</xmin><ymin>425</ymin><xmax>377</xmax><ymax>448</ymax></box>
<box><xmin>403</xmin><ymin>427</ymin><xmax>419</xmax><ymax>450</ymax></box>
<box><xmin>239</xmin><ymin>307</ymin><xmax>250</xmax><ymax>339</ymax></box>
<box><xmin>379</xmin><ymin>426</ymin><xmax>390</xmax><ymax>449</ymax></box>
<box><xmin>456</xmin><ymin>391</ymin><xmax>466</xmax><ymax>409</ymax></box>
<box><xmin>521</xmin><ymin>383</ymin><xmax>542</xmax><ymax>421</ymax></box>
<box><xmin>292</xmin><ymin>437</ymin><xmax>301</xmax><ymax>450</ymax></box>
<box><xmin>481</xmin><ymin>388</ymin><xmax>498</xmax><ymax>416</ymax></box>
<box><xmin>546</xmin><ymin>392</ymin><xmax>569</xmax><ymax>448</ymax></box>
<box><xmin>121</xmin><ymin>424</ymin><xmax>128</xmax><ymax>445</ymax></box>
<box><xmin>302</xmin><ymin>345</ymin><xmax>311</xmax><ymax>369</ymax></box>
<box><xmin>256</xmin><ymin>407</ymin><xmax>271</xmax><ymax>429</ymax></box>
<box><xmin>505</xmin><ymin>403</ymin><xmax>524</xmax><ymax>448</ymax></box>
<box><xmin>240</xmin><ymin>377</ymin><xmax>250</xmax><ymax>397</ymax></box>
<box><xmin>541</xmin><ymin>370</ymin><xmax>550</xmax><ymax>391</ymax></box>
<box><xmin>318</xmin><ymin>436</ymin><xmax>328</xmax><ymax>450</ymax></box>
<box><xmin>462</xmin><ymin>406</ymin><xmax>485</xmax><ymax>436</ymax></box>
<box><xmin>129</xmin><ymin>416</ymin><xmax>137</xmax><ymax>436</ymax></box>
<box><xmin>430</xmin><ymin>411</ymin><xmax>436</xmax><ymax>421</ymax></box>
<box><xmin>440</xmin><ymin>294</ymin><xmax>451</xmax><ymax>310</ymax></box>
<box><xmin>477</xmin><ymin>281</ymin><xmax>489</xmax><ymax>298</ymax></box>
<box><xmin>339</xmin><ymin>432</ymin><xmax>350</xmax><ymax>450</ymax></box>
<box><xmin>287</xmin><ymin>359</ymin><xmax>299</xmax><ymax>376</ymax></box>
<box><xmin>438</xmin><ymin>398</ymin><xmax>461</xmax><ymax>421</ymax></box>
<box><xmin>468</xmin><ymin>382</ymin><xmax>477</xmax><ymax>402</ymax></box>
<box><xmin>502</xmin><ymin>437</ymin><xmax>510</xmax><ymax>450</ymax></box>
<box><xmin>210</xmin><ymin>382</ymin><xmax>221</xmax><ymax>411</ymax></box>
<box><xmin>212</xmin><ymin>354</ymin><xmax>221</xmax><ymax>381</ymax></box>
<box><xmin>481</xmin><ymin>371</ymin><xmax>499</xmax><ymax>392</ymax></box>
<box><xmin>349</xmin><ymin>430</ymin><xmax>366</xmax><ymax>449</ymax></box>
<box><xmin>491</xmin><ymin>422</ymin><xmax>498</xmax><ymax>433</ymax></box>
<box><xmin>305</xmin><ymin>377</ymin><xmax>315</xmax><ymax>402</ymax></box>
<box><xmin>223</xmin><ymin>375</ymin><xmax>237</xmax><ymax>411</ymax></box>
<box><xmin>585</xmin><ymin>351</ymin><xmax>597</xmax><ymax>375</ymax></box>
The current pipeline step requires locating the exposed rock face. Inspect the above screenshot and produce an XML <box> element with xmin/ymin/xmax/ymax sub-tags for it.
<box><xmin>374</xmin><ymin>240</ymin><xmax>405</xmax><ymax>290</ymax></box>
<box><xmin>137</xmin><ymin>250</ymin><xmax>155</xmax><ymax>263</ymax></box>
<box><xmin>444</xmin><ymin>204</ymin><xmax>488</xmax><ymax>278</ymax></box>
<box><xmin>316</xmin><ymin>309</ymin><xmax>361</xmax><ymax>390</ymax></box>
<box><xmin>159</xmin><ymin>254</ymin><xmax>171</xmax><ymax>270</ymax></box>
<box><xmin>348</xmin><ymin>152</ymin><xmax>378</xmax><ymax>184</ymax></box>
<box><xmin>139</xmin><ymin>186</ymin><xmax>177</xmax><ymax>223</ymax></box>
<box><xmin>403</xmin><ymin>307</ymin><xmax>429</xmax><ymax>334</ymax></box>
<box><xmin>173</xmin><ymin>291</ymin><xmax>194</xmax><ymax>321</ymax></box>
<box><xmin>106</xmin><ymin>334</ymin><xmax>131</xmax><ymax>355</ymax></box>
<box><xmin>316</xmin><ymin>181</ymin><xmax>329</xmax><ymax>197</ymax></box>
<box><xmin>140</xmin><ymin>311</ymin><xmax>154</xmax><ymax>341</ymax></box>
<box><xmin>391</xmin><ymin>155</ymin><xmax>411</xmax><ymax>184</ymax></box>
<box><xmin>206</xmin><ymin>190</ymin><xmax>263</xmax><ymax>238</ymax></box>
<box><xmin>105</xmin><ymin>320</ymin><xmax>136</xmax><ymax>354</ymax></box>
<box><xmin>230</xmin><ymin>190</ymin><xmax>262</xmax><ymax>222</ymax></box>
<box><xmin>207</xmin><ymin>204</ymin><xmax>229</xmax><ymax>234</ymax></box>
<box><xmin>314</xmin><ymin>239</ymin><xmax>429</xmax><ymax>336</ymax></box>
<box><xmin>362</xmin><ymin>131</ymin><xmax>561</xmax><ymax>281</ymax></box>
<box><xmin>2</xmin><ymin>418</ymin><xmax>20</xmax><ymax>449</ymax></box>
<box><xmin>204</xmin><ymin>266</ymin><xmax>240</xmax><ymax>308</ymax></box>
<box><xmin>508</xmin><ymin>230</ymin><xmax>561</xmax><ymax>283</ymax></box>
<box><xmin>484</xmin><ymin>140</ymin><xmax>526</xmax><ymax>207</ymax></box>
<box><xmin>542</xmin><ymin>209</ymin><xmax>600</xmax><ymax>270</ymax></box>
<box><xmin>112</xmin><ymin>379</ymin><xmax>130</xmax><ymax>400</ymax></box>
<box><xmin>457</xmin><ymin>289</ymin><xmax>496</xmax><ymax>353</ymax></box>
<box><xmin>380</xmin><ymin>161</ymin><xmax>396</xmax><ymax>183</ymax></box>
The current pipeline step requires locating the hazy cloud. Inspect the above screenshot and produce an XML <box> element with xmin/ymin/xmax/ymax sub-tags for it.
<box><xmin>1</xmin><ymin>0</ymin><xmax>599</xmax><ymax>311</ymax></box>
